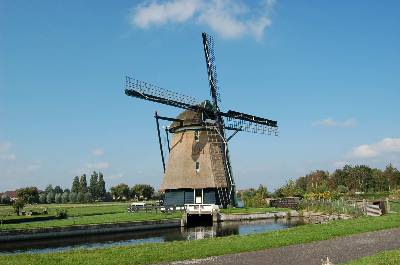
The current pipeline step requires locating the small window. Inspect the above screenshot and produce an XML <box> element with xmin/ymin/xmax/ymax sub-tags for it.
<box><xmin>195</xmin><ymin>161</ymin><xmax>200</xmax><ymax>173</ymax></box>
<box><xmin>194</xmin><ymin>130</ymin><xmax>199</xmax><ymax>142</ymax></box>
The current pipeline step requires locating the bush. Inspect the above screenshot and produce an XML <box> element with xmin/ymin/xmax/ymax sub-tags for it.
<box><xmin>55</xmin><ymin>208</ymin><xmax>68</xmax><ymax>219</ymax></box>
<box><xmin>12</xmin><ymin>199</ymin><xmax>25</xmax><ymax>216</ymax></box>
<box><xmin>299</xmin><ymin>199</ymin><xmax>363</xmax><ymax>216</ymax></box>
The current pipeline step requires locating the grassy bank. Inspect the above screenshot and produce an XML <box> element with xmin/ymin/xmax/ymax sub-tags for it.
<box><xmin>2</xmin><ymin>212</ymin><xmax>400</xmax><ymax>265</ymax></box>
<box><xmin>344</xmin><ymin>249</ymin><xmax>400</xmax><ymax>265</ymax></box>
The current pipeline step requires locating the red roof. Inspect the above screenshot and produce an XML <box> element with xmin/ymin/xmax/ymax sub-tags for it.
<box><xmin>0</xmin><ymin>190</ymin><xmax>17</xmax><ymax>198</ymax></box>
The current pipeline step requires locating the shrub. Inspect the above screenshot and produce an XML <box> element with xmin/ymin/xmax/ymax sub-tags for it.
<box><xmin>299</xmin><ymin>199</ymin><xmax>363</xmax><ymax>216</ymax></box>
<box><xmin>55</xmin><ymin>208</ymin><xmax>68</xmax><ymax>219</ymax></box>
<box><xmin>12</xmin><ymin>199</ymin><xmax>25</xmax><ymax>216</ymax></box>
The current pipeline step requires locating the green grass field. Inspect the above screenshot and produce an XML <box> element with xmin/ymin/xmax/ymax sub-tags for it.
<box><xmin>0</xmin><ymin>202</ymin><xmax>128</xmax><ymax>218</ymax></box>
<box><xmin>1</xmin><ymin>210</ymin><xmax>400</xmax><ymax>264</ymax></box>
<box><xmin>344</xmin><ymin>249</ymin><xmax>400</xmax><ymax>265</ymax></box>
<box><xmin>0</xmin><ymin>203</ymin><xmax>288</xmax><ymax>230</ymax></box>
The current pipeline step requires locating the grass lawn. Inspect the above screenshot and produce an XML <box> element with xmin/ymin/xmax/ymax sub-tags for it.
<box><xmin>0</xmin><ymin>211</ymin><xmax>182</xmax><ymax>230</ymax></box>
<box><xmin>344</xmin><ymin>249</ymin><xmax>400</xmax><ymax>265</ymax></box>
<box><xmin>2</xmin><ymin>212</ymin><xmax>400</xmax><ymax>265</ymax></box>
<box><xmin>0</xmin><ymin>202</ymin><xmax>129</xmax><ymax>219</ymax></box>
<box><xmin>0</xmin><ymin>205</ymin><xmax>285</xmax><ymax>230</ymax></box>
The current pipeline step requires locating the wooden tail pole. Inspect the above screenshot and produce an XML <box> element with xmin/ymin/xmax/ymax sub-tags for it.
<box><xmin>155</xmin><ymin>111</ymin><xmax>166</xmax><ymax>173</ymax></box>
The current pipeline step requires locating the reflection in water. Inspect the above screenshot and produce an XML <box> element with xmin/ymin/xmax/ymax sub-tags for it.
<box><xmin>0</xmin><ymin>218</ymin><xmax>301</xmax><ymax>255</ymax></box>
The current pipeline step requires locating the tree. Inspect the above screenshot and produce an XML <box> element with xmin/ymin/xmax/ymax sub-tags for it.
<box><xmin>280</xmin><ymin>179</ymin><xmax>303</xmax><ymax>197</ymax></box>
<box><xmin>45</xmin><ymin>184</ymin><xmax>54</xmax><ymax>194</ymax></box>
<box><xmin>61</xmin><ymin>192</ymin><xmax>70</xmax><ymax>203</ymax></box>
<box><xmin>69</xmin><ymin>192</ymin><xmax>78</xmax><ymax>203</ymax></box>
<box><xmin>1</xmin><ymin>194</ymin><xmax>11</xmax><ymax>204</ymax></box>
<box><xmin>54</xmin><ymin>186</ymin><xmax>63</xmax><ymax>194</ymax></box>
<box><xmin>131</xmin><ymin>184</ymin><xmax>155</xmax><ymax>200</ymax></box>
<box><xmin>384</xmin><ymin>164</ymin><xmax>400</xmax><ymax>190</ymax></box>
<box><xmin>373</xmin><ymin>168</ymin><xmax>388</xmax><ymax>191</ymax></box>
<box><xmin>79</xmin><ymin>174</ymin><xmax>88</xmax><ymax>193</ymax></box>
<box><xmin>13</xmin><ymin>199</ymin><xmax>25</xmax><ymax>216</ymax></box>
<box><xmin>240</xmin><ymin>185</ymin><xmax>269</xmax><ymax>207</ymax></box>
<box><xmin>39</xmin><ymin>193</ymin><xmax>47</xmax><ymax>204</ymax></box>
<box><xmin>97</xmin><ymin>173</ymin><xmax>106</xmax><ymax>200</ymax></box>
<box><xmin>55</xmin><ymin>193</ymin><xmax>62</xmax><ymax>204</ymax></box>
<box><xmin>77</xmin><ymin>192</ymin><xmax>85</xmax><ymax>203</ymax></box>
<box><xmin>89</xmin><ymin>171</ymin><xmax>98</xmax><ymax>199</ymax></box>
<box><xmin>111</xmin><ymin>184</ymin><xmax>130</xmax><ymax>201</ymax></box>
<box><xmin>46</xmin><ymin>191</ymin><xmax>55</xmax><ymax>204</ymax></box>
<box><xmin>71</xmin><ymin>176</ymin><xmax>80</xmax><ymax>193</ymax></box>
<box><xmin>16</xmin><ymin>187</ymin><xmax>39</xmax><ymax>204</ymax></box>
<box><xmin>84</xmin><ymin>192</ymin><xmax>93</xmax><ymax>203</ymax></box>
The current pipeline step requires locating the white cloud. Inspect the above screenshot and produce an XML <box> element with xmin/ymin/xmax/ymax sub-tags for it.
<box><xmin>0</xmin><ymin>142</ymin><xmax>12</xmax><ymax>152</ymax></box>
<box><xmin>0</xmin><ymin>154</ymin><xmax>16</xmax><ymax>161</ymax></box>
<box><xmin>26</xmin><ymin>164</ymin><xmax>42</xmax><ymax>172</ymax></box>
<box><xmin>351</xmin><ymin>138</ymin><xmax>400</xmax><ymax>159</ymax></box>
<box><xmin>333</xmin><ymin>161</ymin><xmax>347</xmax><ymax>168</ymax></box>
<box><xmin>86</xmin><ymin>162</ymin><xmax>110</xmax><ymax>170</ymax></box>
<box><xmin>313</xmin><ymin>118</ymin><xmax>357</xmax><ymax>128</ymax></box>
<box><xmin>132</xmin><ymin>0</ymin><xmax>200</xmax><ymax>28</ymax></box>
<box><xmin>130</xmin><ymin>0</ymin><xmax>275</xmax><ymax>40</ymax></box>
<box><xmin>109</xmin><ymin>173</ymin><xmax>124</xmax><ymax>180</ymax></box>
<box><xmin>92</xmin><ymin>148</ymin><xmax>104</xmax><ymax>156</ymax></box>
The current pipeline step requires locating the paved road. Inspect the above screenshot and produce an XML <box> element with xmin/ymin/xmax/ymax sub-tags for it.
<box><xmin>162</xmin><ymin>228</ymin><xmax>400</xmax><ymax>265</ymax></box>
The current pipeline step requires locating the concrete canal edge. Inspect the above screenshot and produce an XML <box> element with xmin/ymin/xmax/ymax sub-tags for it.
<box><xmin>0</xmin><ymin>218</ymin><xmax>182</xmax><ymax>242</ymax></box>
<box><xmin>219</xmin><ymin>211</ymin><xmax>297</xmax><ymax>222</ymax></box>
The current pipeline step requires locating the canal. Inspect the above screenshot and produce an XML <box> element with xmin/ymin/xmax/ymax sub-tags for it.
<box><xmin>0</xmin><ymin>218</ymin><xmax>302</xmax><ymax>255</ymax></box>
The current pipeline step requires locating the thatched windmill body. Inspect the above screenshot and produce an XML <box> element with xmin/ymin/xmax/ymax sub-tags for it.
<box><xmin>125</xmin><ymin>33</ymin><xmax>278</xmax><ymax>207</ymax></box>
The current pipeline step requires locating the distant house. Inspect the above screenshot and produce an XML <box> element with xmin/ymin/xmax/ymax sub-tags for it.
<box><xmin>0</xmin><ymin>190</ymin><xmax>18</xmax><ymax>201</ymax></box>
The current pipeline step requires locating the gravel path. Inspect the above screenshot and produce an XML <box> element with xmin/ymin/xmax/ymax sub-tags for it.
<box><xmin>162</xmin><ymin>228</ymin><xmax>400</xmax><ymax>265</ymax></box>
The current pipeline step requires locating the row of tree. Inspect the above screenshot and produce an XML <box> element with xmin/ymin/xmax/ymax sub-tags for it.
<box><xmin>71</xmin><ymin>171</ymin><xmax>106</xmax><ymax>201</ymax></box>
<box><xmin>2</xmin><ymin>172</ymin><xmax>158</xmax><ymax>205</ymax></box>
<box><xmin>110</xmin><ymin>183</ymin><xmax>155</xmax><ymax>201</ymax></box>
<box><xmin>275</xmin><ymin>164</ymin><xmax>400</xmax><ymax>197</ymax></box>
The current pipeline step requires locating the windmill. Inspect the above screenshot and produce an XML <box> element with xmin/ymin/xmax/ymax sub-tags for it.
<box><xmin>125</xmin><ymin>33</ymin><xmax>278</xmax><ymax>208</ymax></box>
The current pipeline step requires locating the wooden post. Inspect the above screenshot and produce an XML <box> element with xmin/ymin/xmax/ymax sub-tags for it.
<box><xmin>386</xmin><ymin>198</ymin><xmax>390</xmax><ymax>213</ymax></box>
<box><xmin>363</xmin><ymin>199</ymin><xmax>367</xmax><ymax>214</ymax></box>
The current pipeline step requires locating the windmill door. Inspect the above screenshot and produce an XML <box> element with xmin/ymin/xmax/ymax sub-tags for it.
<box><xmin>194</xmin><ymin>189</ymin><xmax>203</xmax><ymax>204</ymax></box>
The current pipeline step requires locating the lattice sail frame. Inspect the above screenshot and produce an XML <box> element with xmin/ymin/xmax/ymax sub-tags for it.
<box><xmin>203</xmin><ymin>33</ymin><xmax>221</xmax><ymax>103</ymax></box>
<box><xmin>125</xmin><ymin>76</ymin><xmax>200</xmax><ymax>109</ymax></box>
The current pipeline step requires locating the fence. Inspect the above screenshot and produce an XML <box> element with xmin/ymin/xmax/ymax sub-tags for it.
<box><xmin>127</xmin><ymin>205</ymin><xmax>186</xmax><ymax>214</ymax></box>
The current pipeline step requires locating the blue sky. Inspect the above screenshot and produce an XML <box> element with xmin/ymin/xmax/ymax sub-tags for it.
<box><xmin>1</xmin><ymin>0</ymin><xmax>399</xmax><ymax>192</ymax></box>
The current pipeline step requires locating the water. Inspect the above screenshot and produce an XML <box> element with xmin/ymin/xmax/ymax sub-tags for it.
<box><xmin>0</xmin><ymin>218</ymin><xmax>301</xmax><ymax>255</ymax></box>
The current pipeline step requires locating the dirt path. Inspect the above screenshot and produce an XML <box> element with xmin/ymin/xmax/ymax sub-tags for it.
<box><xmin>162</xmin><ymin>228</ymin><xmax>400</xmax><ymax>265</ymax></box>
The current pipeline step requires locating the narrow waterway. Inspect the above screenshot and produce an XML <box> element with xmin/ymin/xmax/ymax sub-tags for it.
<box><xmin>0</xmin><ymin>218</ymin><xmax>302</xmax><ymax>255</ymax></box>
